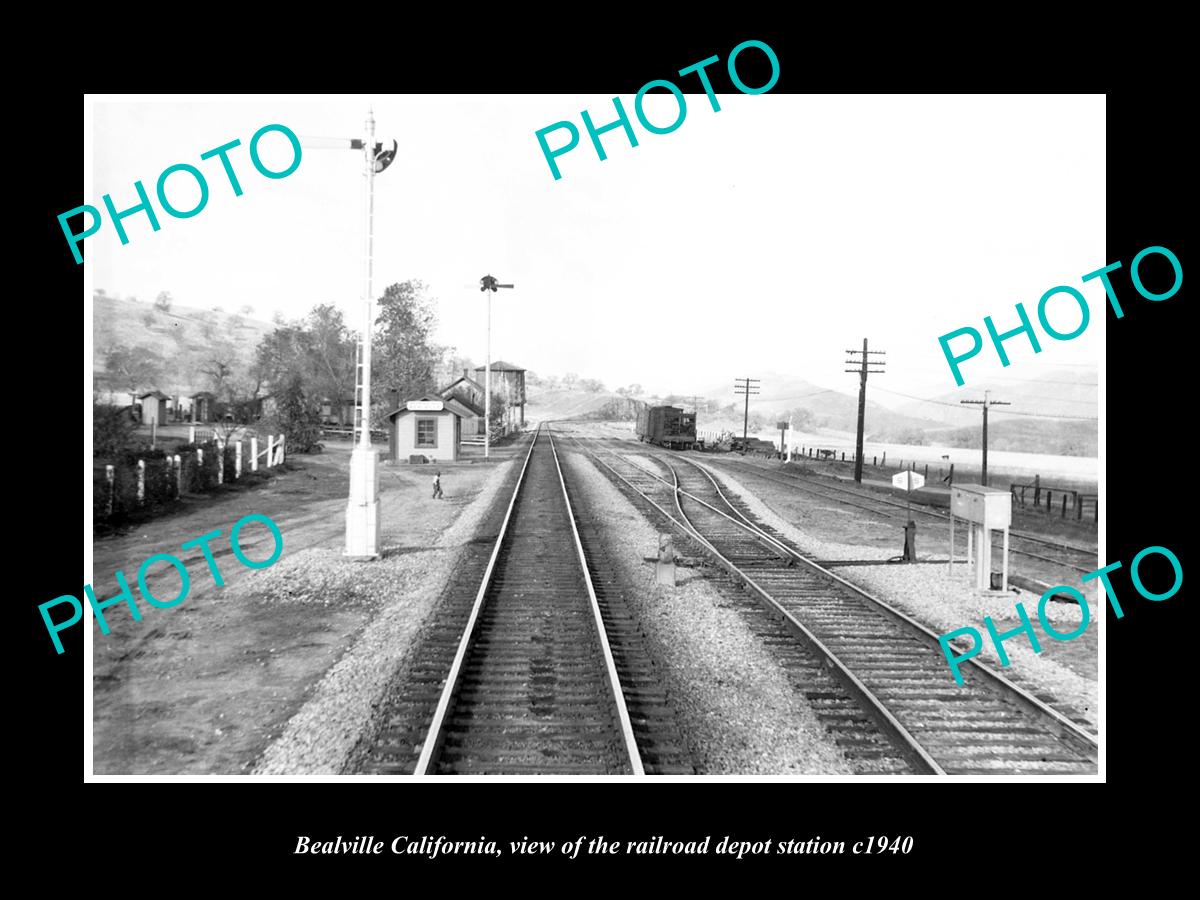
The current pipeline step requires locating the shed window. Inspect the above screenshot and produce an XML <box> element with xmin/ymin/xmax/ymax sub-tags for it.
<box><xmin>416</xmin><ymin>417</ymin><xmax>438</xmax><ymax>448</ymax></box>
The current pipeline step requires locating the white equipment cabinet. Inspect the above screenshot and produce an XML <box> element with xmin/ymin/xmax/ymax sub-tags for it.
<box><xmin>949</xmin><ymin>484</ymin><xmax>1012</xmax><ymax>592</ymax></box>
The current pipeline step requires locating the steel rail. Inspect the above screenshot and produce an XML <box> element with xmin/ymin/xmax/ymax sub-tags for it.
<box><xmin>413</xmin><ymin>428</ymin><xmax>540</xmax><ymax>775</ymax></box>
<box><xmin>705</xmin><ymin>456</ymin><xmax>1096</xmax><ymax>564</ymax></box>
<box><xmin>545</xmin><ymin>424</ymin><xmax>645</xmax><ymax>775</ymax></box>
<box><xmin>570</xmin><ymin>433</ymin><xmax>1097</xmax><ymax>763</ymax></box>
<box><xmin>681</xmin><ymin>455</ymin><xmax>1098</xmax><ymax>756</ymax></box>
<box><xmin>568</xmin><ymin>435</ymin><xmax>944</xmax><ymax>774</ymax></box>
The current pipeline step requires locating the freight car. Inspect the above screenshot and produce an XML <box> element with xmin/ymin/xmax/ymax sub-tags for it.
<box><xmin>636</xmin><ymin>405</ymin><xmax>698</xmax><ymax>450</ymax></box>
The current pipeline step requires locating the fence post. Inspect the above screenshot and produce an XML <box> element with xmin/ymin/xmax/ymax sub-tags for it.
<box><xmin>873</xmin><ymin>456</ymin><xmax>877</xmax><ymax>466</ymax></box>
<box><xmin>216</xmin><ymin>440</ymin><xmax>224</xmax><ymax>485</ymax></box>
<box><xmin>276</xmin><ymin>435</ymin><xmax>285</xmax><ymax>465</ymax></box>
<box><xmin>266</xmin><ymin>435</ymin><xmax>275</xmax><ymax>468</ymax></box>
<box><xmin>1077</xmin><ymin>494</ymin><xmax>1083</xmax><ymax>521</ymax></box>
<box><xmin>106</xmin><ymin>465</ymin><xmax>115</xmax><ymax>516</ymax></box>
<box><xmin>1046</xmin><ymin>490</ymin><xmax>1053</xmax><ymax>514</ymax></box>
<box><xmin>882</xmin><ymin>451</ymin><xmax>887</xmax><ymax>466</ymax></box>
<box><xmin>235</xmin><ymin>440</ymin><xmax>243</xmax><ymax>478</ymax></box>
<box><xmin>1033</xmin><ymin>474</ymin><xmax>1041</xmax><ymax>505</ymax></box>
<box><xmin>137</xmin><ymin>459</ymin><xmax>145</xmax><ymax>504</ymax></box>
<box><xmin>151</xmin><ymin>421</ymin><xmax>157</xmax><ymax>449</ymax></box>
<box><xmin>1061</xmin><ymin>494</ymin><xmax>1068</xmax><ymax>518</ymax></box>
<box><xmin>924</xmin><ymin>463</ymin><xmax>928</xmax><ymax>479</ymax></box>
<box><xmin>841</xmin><ymin>452</ymin><xmax>845</xmax><ymax>462</ymax></box>
<box><xmin>251</xmin><ymin>437</ymin><xmax>259</xmax><ymax>472</ymax></box>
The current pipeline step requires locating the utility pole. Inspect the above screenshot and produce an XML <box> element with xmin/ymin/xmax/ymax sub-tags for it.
<box><xmin>733</xmin><ymin>378</ymin><xmax>760</xmax><ymax>450</ymax></box>
<box><xmin>960</xmin><ymin>390</ymin><xmax>1010</xmax><ymax>485</ymax></box>
<box><xmin>479</xmin><ymin>274</ymin><xmax>514</xmax><ymax>460</ymax></box>
<box><xmin>845</xmin><ymin>338</ymin><xmax>886</xmax><ymax>483</ymax></box>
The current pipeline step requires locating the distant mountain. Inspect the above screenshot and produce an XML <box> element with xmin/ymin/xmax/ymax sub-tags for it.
<box><xmin>694</xmin><ymin>373</ymin><xmax>940</xmax><ymax>438</ymax></box>
<box><xmin>897</xmin><ymin>369</ymin><xmax>1098</xmax><ymax>426</ymax></box>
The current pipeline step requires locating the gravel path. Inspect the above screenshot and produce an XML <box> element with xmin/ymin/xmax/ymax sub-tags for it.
<box><xmin>563</xmin><ymin>450</ymin><xmax>852</xmax><ymax>775</ymax></box>
<box><xmin>701</xmin><ymin>462</ymin><xmax>1098</xmax><ymax>728</ymax></box>
<box><xmin>252</xmin><ymin>459</ymin><xmax>515</xmax><ymax>774</ymax></box>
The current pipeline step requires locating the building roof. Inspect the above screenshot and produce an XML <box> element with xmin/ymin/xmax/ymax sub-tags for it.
<box><xmin>439</xmin><ymin>375</ymin><xmax>484</xmax><ymax>396</ymax></box>
<box><xmin>190</xmin><ymin>391</ymin><xmax>216</xmax><ymax>399</ymax></box>
<box><xmin>444</xmin><ymin>395</ymin><xmax>484</xmax><ymax>418</ymax></box>
<box><xmin>139</xmin><ymin>390</ymin><xmax>170</xmax><ymax>400</ymax></box>
<box><xmin>386</xmin><ymin>394</ymin><xmax>456</xmax><ymax>421</ymax></box>
<box><xmin>475</xmin><ymin>360</ymin><xmax>525</xmax><ymax>372</ymax></box>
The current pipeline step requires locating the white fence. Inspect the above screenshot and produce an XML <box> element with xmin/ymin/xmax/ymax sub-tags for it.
<box><xmin>103</xmin><ymin>434</ymin><xmax>286</xmax><ymax>515</ymax></box>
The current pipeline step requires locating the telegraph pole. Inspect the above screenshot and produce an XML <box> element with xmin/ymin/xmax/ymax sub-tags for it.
<box><xmin>734</xmin><ymin>378</ymin><xmax>760</xmax><ymax>450</ymax></box>
<box><xmin>479</xmin><ymin>274</ymin><xmax>514</xmax><ymax>460</ymax></box>
<box><xmin>845</xmin><ymin>338</ymin><xmax>886</xmax><ymax>483</ymax></box>
<box><xmin>960</xmin><ymin>390</ymin><xmax>1010</xmax><ymax>485</ymax></box>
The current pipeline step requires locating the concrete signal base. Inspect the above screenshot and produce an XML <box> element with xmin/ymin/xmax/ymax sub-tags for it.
<box><xmin>345</xmin><ymin>446</ymin><xmax>381</xmax><ymax>560</ymax></box>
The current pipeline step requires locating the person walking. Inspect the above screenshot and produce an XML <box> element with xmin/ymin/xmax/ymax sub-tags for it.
<box><xmin>432</xmin><ymin>470</ymin><xmax>444</xmax><ymax>500</ymax></box>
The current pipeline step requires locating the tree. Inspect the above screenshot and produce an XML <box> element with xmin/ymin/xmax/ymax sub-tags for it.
<box><xmin>305</xmin><ymin>304</ymin><xmax>357</xmax><ymax>409</ymax></box>
<box><xmin>579</xmin><ymin>378</ymin><xmax>606</xmax><ymax>393</ymax></box>
<box><xmin>102</xmin><ymin>344</ymin><xmax>164</xmax><ymax>406</ymax></box>
<box><xmin>562</xmin><ymin>372</ymin><xmax>579</xmax><ymax>391</ymax></box>
<box><xmin>437</xmin><ymin>349</ymin><xmax>477</xmax><ymax>388</ymax></box>
<box><xmin>487</xmin><ymin>391</ymin><xmax>507</xmax><ymax>439</ymax></box>
<box><xmin>374</xmin><ymin>280</ymin><xmax>441</xmax><ymax>409</ymax></box>
<box><xmin>253</xmin><ymin>305</ymin><xmax>357</xmax><ymax>426</ymax></box>
<box><xmin>271</xmin><ymin>374</ymin><xmax>324</xmax><ymax>453</ymax></box>
<box><xmin>154</xmin><ymin>291</ymin><xmax>173</xmax><ymax>312</ymax></box>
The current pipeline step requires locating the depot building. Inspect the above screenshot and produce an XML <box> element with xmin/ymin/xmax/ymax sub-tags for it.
<box><xmin>387</xmin><ymin>394</ymin><xmax>474</xmax><ymax>463</ymax></box>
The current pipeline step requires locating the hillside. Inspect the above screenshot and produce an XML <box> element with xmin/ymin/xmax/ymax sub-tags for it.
<box><xmin>525</xmin><ymin>388</ymin><xmax>642</xmax><ymax>422</ymax></box>
<box><xmin>93</xmin><ymin>293</ymin><xmax>276</xmax><ymax>399</ymax></box>
<box><xmin>694</xmin><ymin>373</ymin><xmax>940</xmax><ymax>438</ymax></box>
<box><xmin>686</xmin><ymin>369</ymin><xmax>1097</xmax><ymax>457</ymax></box>
<box><xmin>927</xmin><ymin>417</ymin><xmax>1097</xmax><ymax>457</ymax></box>
<box><xmin>897</xmin><ymin>369</ymin><xmax>1098</xmax><ymax>426</ymax></box>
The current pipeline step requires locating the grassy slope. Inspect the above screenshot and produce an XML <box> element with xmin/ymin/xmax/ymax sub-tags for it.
<box><xmin>94</xmin><ymin>294</ymin><xmax>276</xmax><ymax>397</ymax></box>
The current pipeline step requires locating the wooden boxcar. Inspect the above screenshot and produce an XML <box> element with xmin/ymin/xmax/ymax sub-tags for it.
<box><xmin>637</xmin><ymin>405</ymin><xmax>697</xmax><ymax>449</ymax></box>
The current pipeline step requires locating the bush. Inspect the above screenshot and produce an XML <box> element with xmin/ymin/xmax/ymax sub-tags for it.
<box><xmin>94</xmin><ymin>404</ymin><xmax>139</xmax><ymax>457</ymax></box>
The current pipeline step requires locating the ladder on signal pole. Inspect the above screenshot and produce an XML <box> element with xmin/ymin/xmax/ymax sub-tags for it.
<box><xmin>352</xmin><ymin>339</ymin><xmax>365</xmax><ymax>445</ymax></box>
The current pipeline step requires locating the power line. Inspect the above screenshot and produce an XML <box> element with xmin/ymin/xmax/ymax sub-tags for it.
<box><xmin>872</xmin><ymin>385</ymin><xmax>1098</xmax><ymax>421</ymax></box>
<box><xmin>991</xmin><ymin>377</ymin><xmax>1098</xmax><ymax>387</ymax></box>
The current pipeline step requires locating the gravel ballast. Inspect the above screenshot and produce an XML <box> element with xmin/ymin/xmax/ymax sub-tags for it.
<box><xmin>563</xmin><ymin>449</ymin><xmax>852</xmax><ymax>775</ymax></box>
<box><xmin>252</xmin><ymin>459</ymin><xmax>516</xmax><ymax>774</ymax></box>
<box><xmin>701</xmin><ymin>462</ymin><xmax>1098</xmax><ymax>728</ymax></box>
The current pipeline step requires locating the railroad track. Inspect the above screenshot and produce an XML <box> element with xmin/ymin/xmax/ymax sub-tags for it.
<box><xmin>362</xmin><ymin>425</ymin><xmax>692</xmax><ymax>776</ymax></box>
<box><xmin>695</xmin><ymin>452</ymin><xmax>1097</xmax><ymax>574</ymax></box>
<box><xmin>570</xmin><ymin>434</ymin><xmax>1097</xmax><ymax>775</ymax></box>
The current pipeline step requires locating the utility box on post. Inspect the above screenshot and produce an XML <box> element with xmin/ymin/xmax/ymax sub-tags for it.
<box><xmin>949</xmin><ymin>484</ymin><xmax>1011</xmax><ymax>592</ymax></box>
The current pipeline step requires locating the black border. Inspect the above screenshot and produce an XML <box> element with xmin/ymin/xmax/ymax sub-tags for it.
<box><xmin>22</xmin><ymin>23</ymin><xmax>1186</xmax><ymax>878</ymax></box>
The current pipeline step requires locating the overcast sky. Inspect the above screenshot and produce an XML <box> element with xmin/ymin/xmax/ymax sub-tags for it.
<box><xmin>89</xmin><ymin>94</ymin><xmax>1104</xmax><ymax>405</ymax></box>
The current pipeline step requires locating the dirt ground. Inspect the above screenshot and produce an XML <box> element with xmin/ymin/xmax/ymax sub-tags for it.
<box><xmin>91</xmin><ymin>439</ymin><xmax>520</xmax><ymax>775</ymax></box>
